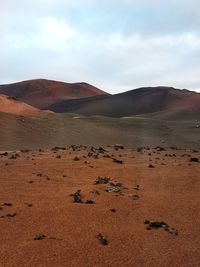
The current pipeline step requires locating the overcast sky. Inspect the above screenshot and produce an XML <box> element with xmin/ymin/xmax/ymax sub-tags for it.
<box><xmin>1</xmin><ymin>0</ymin><xmax>200</xmax><ymax>93</ymax></box>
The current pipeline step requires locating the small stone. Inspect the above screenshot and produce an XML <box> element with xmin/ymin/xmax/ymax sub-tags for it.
<box><xmin>129</xmin><ymin>194</ymin><xmax>139</xmax><ymax>200</ymax></box>
<box><xmin>148</xmin><ymin>164</ymin><xmax>155</xmax><ymax>168</ymax></box>
<box><xmin>110</xmin><ymin>208</ymin><xmax>116</xmax><ymax>212</ymax></box>
<box><xmin>97</xmin><ymin>233</ymin><xmax>108</xmax><ymax>246</ymax></box>
<box><xmin>73</xmin><ymin>156</ymin><xmax>80</xmax><ymax>161</ymax></box>
<box><xmin>34</xmin><ymin>234</ymin><xmax>46</xmax><ymax>240</ymax></box>
<box><xmin>6</xmin><ymin>213</ymin><xmax>16</xmax><ymax>217</ymax></box>
<box><xmin>85</xmin><ymin>200</ymin><xmax>95</xmax><ymax>204</ymax></box>
<box><xmin>112</xmin><ymin>158</ymin><xmax>123</xmax><ymax>164</ymax></box>
<box><xmin>190</xmin><ymin>157</ymin><xmax>199</xmax><ymax>162</ymax></box>
<box><xmin>95</xmin><ymin>177</ymin><xmax>110</xmax><ymax>184</ymax></box>
<box><xmin>3</xmin><ymin>203</ymin><xmax>12</xmax><ymax>206</ymax></box>
<box><xmin>72</xmin><ymin>190</ymin><xmax>83</xmax><ymax>203</ymax></box>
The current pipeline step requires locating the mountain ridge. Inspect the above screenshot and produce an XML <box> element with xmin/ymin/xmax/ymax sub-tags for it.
<box><xmin>49</xmin><ymin>86</ymin><xmax>200</xmax><ymax>119</ymax></box>
<box><xmin>0</xmin><ymin>79</ymin><xmax>108</xmax><ymax>109</ymax></box>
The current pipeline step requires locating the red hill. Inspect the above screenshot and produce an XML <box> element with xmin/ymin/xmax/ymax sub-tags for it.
<box><xmin>0</xmin><ymin>79</ymin><xmax>108</xmax><ymax>109</ymax></box>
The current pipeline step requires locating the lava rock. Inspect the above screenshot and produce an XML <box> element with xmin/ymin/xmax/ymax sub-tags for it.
<box><xmin>95</xmin><ymin>177</ymin><xmax>110</xmax><ymax>184</ymax></box>
<box><xmin>72</xmin><ymin>190</ymin><xmax>83</xmax><ymax>203</ymax></box>
<box><xmin>190</xmin><ymin>157</ymin><xmax>199</xmax><ymax>162</ymax></box>
<box><xmin>34</xmin><ymin>234</ymin><xmax>46</xmax><ymax>240</ymax></box>
<box><xmin>97</xmin><ymin>233</ymin><xmax>108</xmax><ymax>246</ymax></box>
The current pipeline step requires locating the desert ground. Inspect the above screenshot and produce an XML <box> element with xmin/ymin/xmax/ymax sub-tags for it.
<box><xmin>0</xmin><ymin>80</ymin><xmax>200</xmax><ymax>266</ymax></box>
<box><xmin>0</xmin><ymin>145</ymin><xmax>200</xmax><ymax>266</ymax></box>
<box><xmin>0</xmin><ymin>112</ymin><xmax>200</xmax><ymax>151</ymax></box>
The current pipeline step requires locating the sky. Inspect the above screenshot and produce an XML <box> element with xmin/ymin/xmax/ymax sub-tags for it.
<box><xmin>0</xmin><ymin>0</ymin><xmax>200</xmax><ymax>93</ymax></box>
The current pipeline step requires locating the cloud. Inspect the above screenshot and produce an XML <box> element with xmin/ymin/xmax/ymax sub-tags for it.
<box><xmin>34</xmin><ymin>17</ymin><xmax>77</xmax><ymax>51</ymax></box>
<box><xmin>0</xmin><ymin>1</ymin><xmax>200</xmax><ymax>92</ymax></box>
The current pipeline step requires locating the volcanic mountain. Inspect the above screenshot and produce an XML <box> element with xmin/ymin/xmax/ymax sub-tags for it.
<box><xmin>49</xmin><ymin>86</ymin><xmax>200</xmax><ymax>120</ymax></box>
<box><xmin>0</xmin><ymin>94</ymin><xmax>40</xmax><ymax>115</ymax></box>
<box><xmin>0</xmin><ymin>79</ymin><xmax>108</xmax><ymax>109</ymax></box>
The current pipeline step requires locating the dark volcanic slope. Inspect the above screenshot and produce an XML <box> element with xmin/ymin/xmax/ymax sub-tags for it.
<box><xmin>0</xmin><ymin>79</ymin><xmax>108</xmax><ymax>109</ymax></box>
<box><xmin>50</xmin><ymin>86</ymin><xmax>200</xmax><ymax>119</ymax></box>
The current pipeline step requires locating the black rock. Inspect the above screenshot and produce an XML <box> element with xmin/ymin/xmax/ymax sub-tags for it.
<box><xmin>72</xmin><ymin>190</ymin><xmax>83</xmax><ymax>203</ymax></box>
<box><xmin>97</xmin><ymin>233</ymin><xmax>108</xmax><ymax>246</ymax></box>
<box><xmin>34</xmin><ymin>234</ymin><xmax>46</xmax><ymax>240</ymax></box>
<box><xmin>6</xmin><ymin>213</ymin><xmax>16</xmax><ymax>217</ymax></box>
<box><xmin>112</xmin><ymin>158</ymin><xmax>123</xmax><ymax>164</ymax></box>
<box><xmin>110</xmin><ymin>208</ymin><xmax>116</xmax><ymax>212</ymax></box>
<box><xmin>144</xmin><ymin>220</ymin><xmax>178</xmax><ymax>235</ymax></box>
<box><xmin>148</xmin><ymin>164</ymin><xmax>155</xmax><ymax>168</ymax></box>
<box><xmin>95</xmin><ymin>177</ymin><xmax>110</xmax><ymax>184</ymax></box>
<box><xmin>190</xmin><ymin>157</ymin><xmax>199</xmax><ymax>162</ymax></box>
<box><xmin>85</xmin><ymin>200</ymin><xmax>95</xmax><ymax>204</ymax></box>
<box><xmin>73</xmin><ymin>156</ymin><xmax>80</xmax><ymax>161</ymax></box>
<box><xmin>3</xmin><ymin>203</ymin><xmax>12</xmax><ymax>206</ymax></box>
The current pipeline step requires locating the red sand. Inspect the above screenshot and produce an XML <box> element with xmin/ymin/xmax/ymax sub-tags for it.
<box><xmin>0</xmin><ymin>94</ymin><xmax>40</xmax><ymax>115</ymax></box>
<box><xmin>0</xmin><ymin>147</ymin><xmax>200</xmax><ymax>266</ymax></box>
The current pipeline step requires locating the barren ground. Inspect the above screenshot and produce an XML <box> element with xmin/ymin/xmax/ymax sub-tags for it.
<box><xmin>0</xmin><ymin>146</ymin><xmax>199</xmax><ymax>266</ymax></box>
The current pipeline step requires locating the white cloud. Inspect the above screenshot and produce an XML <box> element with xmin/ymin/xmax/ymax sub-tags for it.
<box><xmin>0</xmin><ymin>1</ymin><xmax>200</xmax><ymax>93</ymax></box>
<box><xmin>34</xmin><ymin>17</ymin><xmax>77</xmax><ymax>50</ymax></box>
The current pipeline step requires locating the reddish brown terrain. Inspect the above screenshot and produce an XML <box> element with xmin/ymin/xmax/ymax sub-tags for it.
<box><xmin>0</xmin><ymin>80</ymin><xmax>200</xmax><ymax>266</ymax></box>
<box><xmin>0</xmin><ymin>146</ymin><xmax>200</xmax><ymax>266</ymax></box>
<box><xmin>0</xmin><ymin>79</ymin><xmax>108</xmax><ymax>109</ymax></box>
<box><xmin>0</xmin><ymin>94</ymin><xmax>41</xmax><ymax>116</ymax></box>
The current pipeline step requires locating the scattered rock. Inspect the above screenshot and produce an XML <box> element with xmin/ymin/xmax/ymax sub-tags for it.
<box><xmin>72</xmin><ymin>190</ymin><xmax>83</xmax><ymax>203</ymax></box>
<box><xmin>155</xmin><ymin>146</ymin><xmax>166</xmax><ymax>151</ymax></box>
<box><xmin>103</xmin><ymin>154</ymin><xmax>111</xmax><ymax>158</ymax></box>
<box><xmin>35</xmin><ymin>172</ymin><xmax>42</xmax><ymax>177</ymax></box>
<box><xmin>133</xmin><ymin>185</ymin><xmax>140</xmax><ymax>191</ymax></box>
<box><xmin>90</xmin><ymin>189</ymin><xmax>100</xmax><ymax>195</ymax></box>
<box><xmin>73</xmin><ymin>156</ymin><xmax>80</xmax><ymax>161</ymax></box>
<box><xmin>35</xmin><ymin>172</ymin><xmax>50</xmax><ymax>180</ymax></box>
<box><xmin>97</xmin><ymin>233</ymin><xmax>108</xmax><ymax>246</ymax></box>
<box><xmin>0</xmin><ymin>152</ymin><xmax>8</xmax><ymax>156</ymax></box>
<box><xmin>98</xmin><ymin>147</ymin><xmax>107</xmax><ymax>153</ymax></box>
<box><xmin>3</xmin><ymin>203</ymin><xmax>12</xmax><ymax>206</ymax></box>
<box><xmin>148</xmin><ymin>164</ymin><xmax>155</xmax><ymax>168</ymax></box>
<box><xmin>190</xmin><ymin>157</ymin><xmax>199</xmax><ymax>162</ymax></box>
<box><xmin>105</xmin><ymin>185</ymin><xmax>121</xmax><ymax>193</ymax></box>
<box><xmin>52</xmin><ymin>147</ymin><xmax>66</xmax><ymax>151</ymax></box>
<box><xmin>8</xmin><ymin>152</ymin><xmax>19</xmax><ymax>159</ymax></box>
<box><xmin>6</xmin><ymin>213</ymin><xmax>16</xmax><ymax>217</ymax></box>
<box><xmin>95</xmin><ymin>177</ymin><xmax>110</xmax><ymax>184</ymax></box>
<box><xmin>144</xmin><ymin>220</ymin><xmax>178</xmax><ymax>235</ymax></box>
<box><xmin>25</xmin><ymin>203</ymin><xmax>33</xmax><ymax>207</ymax></box>
<box><xmin>129</xmin><ymin>194</ymin><xmax>139</xmax><ymax>200</ymax></box>
<box><xmin>34</xmin><ymin>234</ymin><xmax>46</xmax><ymax>240</ymax></box>
<box><xmin>114</xmin><ymin>144</ymin><xmax>124</xmax><ymax>150</ymax></box>
<box><xmin>85</xmin><ymin>200</ymin><xmax>95</xmax><ymax>204</ymax></box>
<box><xmin>21</xmin><ymin>149</ymin><xmax>30</xmax><ymax>153</ymax></box>
<box><xmin>112</xmin><ymin>158</ymin><xmax>123</xmax><ymax>164</ymax></box>
<box><xmin>110</xmin><ymin>208</ymin><xmax>116</xmax><ymax>212</ymax></box>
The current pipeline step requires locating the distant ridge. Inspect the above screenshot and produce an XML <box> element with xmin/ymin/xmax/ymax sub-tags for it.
<box><xmin>0</xmin><ymin>79</ymin><xmax>108</xmax><ymax>109</ymax></box>
<box><xmin>49</xmin><ymin>86</ymin><xmax>200</xmax><ymax>120</ymax></box>
<box><xmin>0</xmin><ymin>80</ymin><xmax>199</xmax><ymax>120</ymax></box>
